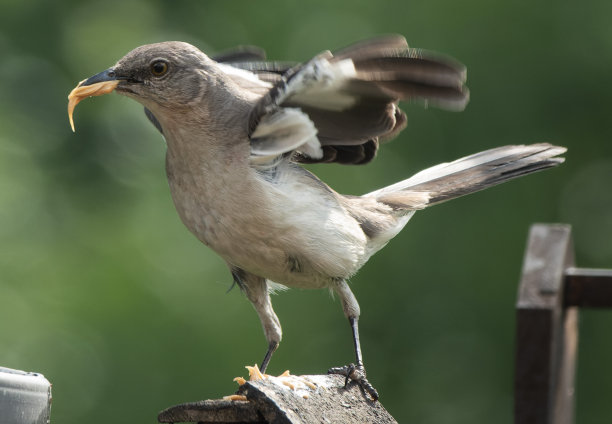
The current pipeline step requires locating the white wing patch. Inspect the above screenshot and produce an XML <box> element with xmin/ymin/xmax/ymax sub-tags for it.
<box><xmin>217</xmin><ymin>63</ymin><xmax>273</xmax><ymax>87</ymax></box>
<box><xmin>250</xmin><ymin>108</ymin><xmax>322</xmax><ymax>162</ymax></box>
<box><xmin>248</xmin><ymin>56</ymin><xmax>358</xmax><ymax>163</ymax></box>
<box><xmin>286</xmin><ymin>58</ymin><xmax>358</xmax><ymax>111</ymax></box>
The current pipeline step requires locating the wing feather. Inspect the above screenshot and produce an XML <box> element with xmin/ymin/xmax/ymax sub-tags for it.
<box><xmin>237</xmin><ymin>36</ymin><xmax>470</xmax><ymax>165</ymax></box>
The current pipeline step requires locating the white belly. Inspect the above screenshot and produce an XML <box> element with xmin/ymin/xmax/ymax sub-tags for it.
<box><xmin>167</xmin><ymin>157</ymin><xmax>369</xmax><ymax>289</ymax></box>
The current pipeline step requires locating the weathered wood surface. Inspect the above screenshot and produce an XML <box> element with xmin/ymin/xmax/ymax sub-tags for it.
<box><xmin>158</xmin><ymin>399</ymin><xmax>263</xmax><ymax>423</ymax></box>
<box><xmin>515</xmin><ymin>224</ymin><xmax>576</xmax><ymax>424</ymax></box>
<box><xmin>158</xmin><ymin>373</ymin><xmax>396</xmax><ymax>424</ymax></box>
<box><xmin>515</xmin><ymin>223</ymin><xmax>612</xmax><ymax>424</ymax></box>
<box><xmin>0</xmin><ymin>367</ymin><xmax>52</xmax><ymax>424</ymax></box>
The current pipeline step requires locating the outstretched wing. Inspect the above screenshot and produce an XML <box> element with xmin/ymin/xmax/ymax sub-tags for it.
<box><xmin>212</xmin><ymin>45</ymin><xmax>295</xmax><ymax>84</ymax></box>
<box><xmin>211</xmin><ymin>45</ymin><xmax>267</xmax><ymax>63</ymax></box>
<box><xmin>248</xmin><ymin>35</ymin><xmax>469</xmax><ymax>165</ymax></box>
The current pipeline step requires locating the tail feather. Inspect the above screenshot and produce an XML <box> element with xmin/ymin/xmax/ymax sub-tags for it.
<box><xmin>368</xmin><ymin>143</ymin><xmax>566</xmax><ymax>209</ymax></box>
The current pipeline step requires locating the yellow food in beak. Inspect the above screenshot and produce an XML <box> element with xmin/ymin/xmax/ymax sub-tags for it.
<box><xmin>67</xmin><ymin>79</ymin><xmax>119</xmax><ymax>132</ymax></box>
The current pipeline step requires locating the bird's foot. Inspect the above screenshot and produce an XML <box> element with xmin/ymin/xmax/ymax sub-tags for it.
<box><xmin>327</xmin><ymin>363</ymin><xmax>379</xmax><ymax>401</ymax></box>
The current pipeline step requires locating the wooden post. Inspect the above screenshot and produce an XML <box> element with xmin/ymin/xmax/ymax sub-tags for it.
<box><xmin>564</xmin><ymin>267</ymin><xmax>612</xmax><ymax>307</ymax></box>
<box><xmin>515</xmin><ymin>224</ymin><xmax>612</xmax><ymax>423</ymax></box>
<box><xmin>158</xmin><ymin>373</ymin><xmax>396</xmax><ymax>424</ymax></box>
<box><xmin>515</xmin><ymin>224</ymin><xmax>577</xmax><ymax>424</ymax></box>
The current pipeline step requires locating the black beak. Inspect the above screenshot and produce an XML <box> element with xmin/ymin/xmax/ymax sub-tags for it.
<box><xmin>81</xmin><ymin>68</ymin><xmax>119</xmax><ymax>87</ymax></box>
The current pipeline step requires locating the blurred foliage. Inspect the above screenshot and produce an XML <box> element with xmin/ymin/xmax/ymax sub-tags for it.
<box><xmin>1</xmin><ymin>0</ymin><xmax>611</xmax><ymax>423</ymax></box>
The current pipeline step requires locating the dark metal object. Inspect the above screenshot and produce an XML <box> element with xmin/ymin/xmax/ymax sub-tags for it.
<box><xmin>0</xmin><ymin>367</ymin><xmax>52</xmax><ymax>424</ymax></box>
<box><xmin>515</xmin><ymin>224</ymin><xmax>612</xmax><ymax>424</ymax></box>
<box><xmin>158</xmin><ymin>374</ymin><xmax>396</xmax><ymax>424</ymax></box>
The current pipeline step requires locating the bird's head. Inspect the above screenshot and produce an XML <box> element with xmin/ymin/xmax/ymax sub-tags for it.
<box><xmin>68</xmin><ymin>41</ymin><xmax>213</xmax><ymax>131</ymax></box>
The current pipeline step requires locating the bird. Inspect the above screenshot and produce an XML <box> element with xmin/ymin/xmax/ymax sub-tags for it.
<box><xmin>68</xmin><ymin>35</ymin><xmax>565</xmax><ymax>400</ymax></box>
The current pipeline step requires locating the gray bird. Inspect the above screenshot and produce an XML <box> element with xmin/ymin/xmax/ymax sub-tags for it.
<box><xmin>68</xmin><ymin>35</ymin><xmax>565</xmax><ymax>399</ymax></box>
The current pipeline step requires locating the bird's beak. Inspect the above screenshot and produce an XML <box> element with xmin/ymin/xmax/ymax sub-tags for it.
<box><xmin>67</xmin><ymin>68</ymin><xmax>119</xmax><ymax>132</ymax></box>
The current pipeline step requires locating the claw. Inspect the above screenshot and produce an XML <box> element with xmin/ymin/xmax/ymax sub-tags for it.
<box><xmin>328</xmin><ymin>363</ymin><xmax>379</xmax><ymax>401</ymax></box>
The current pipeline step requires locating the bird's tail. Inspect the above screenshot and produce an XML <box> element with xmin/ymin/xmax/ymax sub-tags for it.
<box><xmin>366</xmin><ymin>143</ymin><xmax>566</xmax><ymax>210</ymax></box>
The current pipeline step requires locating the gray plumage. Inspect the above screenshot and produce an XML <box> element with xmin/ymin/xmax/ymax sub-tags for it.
<box><xmin>73</xmin><ymin>35</ymin><xmax>565</xmax><ymax>399</ymax></box>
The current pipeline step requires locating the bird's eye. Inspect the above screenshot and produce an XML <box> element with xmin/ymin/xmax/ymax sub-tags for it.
<box><xmin>150</xmin><ymin>60</ymin><xmax>168</xmax><ymax>77</ymax></box>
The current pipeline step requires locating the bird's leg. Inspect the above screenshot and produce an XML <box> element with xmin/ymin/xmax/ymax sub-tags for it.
<box><xmin>259</xmin><ymin>341</ymin><xmax>278</xmax><ymax>374</ymax></box>
<box><xmin>349</xmin><ymin>316</ymin><xmax>364</xmax><ymax>367</ymax></box>
<box><xmin>234</xmin><ymin>268</ymin><xmax>282</xmax><ymax>374</ymax></box>
<box><xmin>328</xmin><ymin>280</ymin><xmax>379</xmax><ymax>401</ymax></box>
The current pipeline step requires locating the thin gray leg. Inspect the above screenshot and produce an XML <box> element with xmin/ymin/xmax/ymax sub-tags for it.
<box><xmin>260</xmin><ymin>341</ymin><xmax>279</xmax><ymax>373</ymax></box>
<box><xmin>235</xmin><ymin>269</ymin><xmax>282</xmax><ymax>373</ymax></box>
<box><xmin>350</xmin><ymin>316</ymin><xmax>364</xmax><ymax>367</ymax></box>
<box><xmin>328</xmin><ymin>280</ymin><xmax>379</xmax><ymax>400</ymax></box>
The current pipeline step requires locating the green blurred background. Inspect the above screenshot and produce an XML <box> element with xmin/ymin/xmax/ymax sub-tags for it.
<box><xmin>1</xmin><ymin>0</ymin><xmax>611</xmax><ymax>422</ymax></box>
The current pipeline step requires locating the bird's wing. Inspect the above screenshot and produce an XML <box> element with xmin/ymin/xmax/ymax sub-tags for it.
<box><xmin>211</xmin><ymin>45</ymin><xmax>267</xmax><ymax>63</ymax></box>
<box><xmin>219</xmin><ymin>61</ymin><xmax>296</xmax><ymax>84</ymax></box>
<box><xmin>144</xmin><ymin>106</ymin><xmax>164</xmax><ymax>135</ymax></box>
<box><xmin>247</xmin><ymin>35</ymin><xmax>469</xmax><ymax>165</ymax></box>
<box><xmin>212</xmin><ymin>45</ymin><xmax>296</xmax><ymax>84</ymax></box>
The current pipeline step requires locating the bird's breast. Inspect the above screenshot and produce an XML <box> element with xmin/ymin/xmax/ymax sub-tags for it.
<box><xmin>164</xmin><ymin>151</ymin><xmax>369</xmax><ymax>288</ymax></box>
